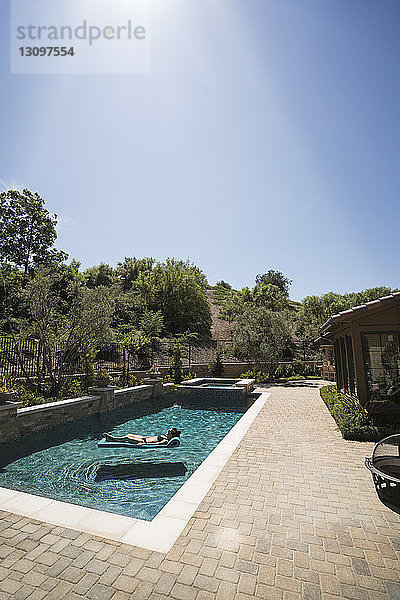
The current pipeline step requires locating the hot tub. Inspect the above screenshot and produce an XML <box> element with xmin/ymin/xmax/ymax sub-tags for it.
<box><xmin>177</xmin><ymin>377</ymin><xmax>255</xmax><ymax>408</ymax></box>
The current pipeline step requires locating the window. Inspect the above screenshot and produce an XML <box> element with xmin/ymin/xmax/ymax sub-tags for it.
<box><xmin>334</xmin><ymin>339</ymin><xmax>343</xmax><ymax>391</ymax></box>
<box><xmin>340</xmin><ymin>337</ymin><xmax>348</xmax><ymax>392</ymax></box>
<box><xmin>362</xmin><ymin>332</ymin><xmax>400</xmax><ymax>402</ymax></box>
<box><xmin>346</xmin><ymin>335</ymin><xmax>356</xmax><ymax>395</ymax></box>
<box><xmin>334</xmin><ymin>335</ymin><xmax>356</xmax><ymax>395</ymax></box>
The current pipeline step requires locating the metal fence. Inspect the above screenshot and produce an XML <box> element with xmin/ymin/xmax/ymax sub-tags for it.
<box><xmin>0</xmin><ymin>336</ymin><xmax>319</xmax><ymax>379</ymax></box>
<box><xmin>0</xmin><ymin>337</ymin><xmax>129</xmax><ymax>379</ymax></box>
<box><xmin>150</xmin><ymin>339</ymin><xmax>238</xmax><ymax>370</ymax></box>
<box><xmin>0</xmin><ymin>337</ymin><xmax>238</xmax><ymax>379</ymax></box>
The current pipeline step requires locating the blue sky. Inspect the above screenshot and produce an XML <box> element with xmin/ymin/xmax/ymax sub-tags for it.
<box><xmin>1</xmin><ymin>0</ymin><xmax>399</xmax><ymax>300</ymax></box>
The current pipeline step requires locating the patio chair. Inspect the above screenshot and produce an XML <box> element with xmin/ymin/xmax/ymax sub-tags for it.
<box><xmin>365</xmin><ymin>434</ymin><xmax>400</xmax><ymax>490</ymax></box>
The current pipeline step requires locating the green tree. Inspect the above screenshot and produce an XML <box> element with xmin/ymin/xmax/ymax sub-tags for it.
<box><xmin>221</xmin><ymin>283</ymin><xmax>289</xmax><ymax>322</ymax></box>
<box><xmin>297</xmin><ymin>287</ymin><xmax>397</xmax><ymax>342</ymax></box>
<box><xmin>112</xmin><ymin>288</ymin><xmax>146</xmax><ymax>329</ymax></box>
<box><xmin>232</xmin><ymin>307</ymin><xmax>291</xmax><ymax>372</ymax></box>
<box><xmin>0</xmin><ymin>189</ymin><xmax>67</xmax><ymax>274</ymax></box>
<box><xmin>255</xmin><ymin>270</ymin><xmax>292</xmax><ymax>297</ymax></box>
<box><xmin>0</xmin><ymin>263</ymin><xmax>26</xmax><ymax>330</ymax></box>
<box><xmin>111</xmin><ymin>258</ymin><xmax>211</xmax><ymax>336</ymax></box>
<box><xmin>134</xmin><ymin>258</ymin><xmax>211</xmax><ymax>337</ymax></box>
<box><xmin>215</xmin><ymin>280</ymin><xmax>231</xmax><ymax>290</ymax></box>
<box><xmin>11</xmin><ymin>268</ymin><xmax>114</xmax><ymax>395</ymax></box>
<box><xmin>1</xmin><ymin>259</ymin><xmax>84</xmax><ymax>334</ymax></box>
<box><xmin>252</xmin><ymin>282</ymin><xmax>290</xmax><ymax>311</ymax></box>
<box><xmin>51</xmin><ymin>259</ymin><xmax>84</xmax><ymax>312</ymax></box>
<box><xmin>116</xmin><ymin>257</ymin><xmax>155</xmax><ymax>291</ymax></box>
<box><xmin>139</xmin><ymin>309</ymin><xmax>164</xmax><ymax>338</ymax></box>
<box><xmin>114</xmin><ymin>309</ymin><xmax>164</xmax><ymax>370</ymax></box>
<box><xmin>83</xmin><ymin>263</ymin><xmax>115</xmax><ymax>288</ymax></box>
<box><xmin>212</xmin><ymin>281</ymin><xmax>235</xmax><ymax>306</ymax></box>
<box><xmin>116</xmin><ymin>326</ymin><xmax>152</xmax><ymax>369</ymax></box>
<box><xmin>169</xmin><ymin>340</ymin><xmax>184</xmax><ymax>384</ymax></box>
<box><xmin>210</xmin><ymin>351</ymin><xmax>224</xmax><ymax>377</ymax></box>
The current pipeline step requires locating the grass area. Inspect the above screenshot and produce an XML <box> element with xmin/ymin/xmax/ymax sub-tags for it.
<box><xmin>278</xmin><ymin>375</ymin><xmax>321</xmax><ymax>384</ymax></box>
<box><xmin>320</xmin><ymin>385</ymin><xmax>400</xmax><ymax>442</ymax></box>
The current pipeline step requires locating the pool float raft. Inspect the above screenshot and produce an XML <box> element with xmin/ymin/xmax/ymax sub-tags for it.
<box><xmin>97</xmin><ymin>437</ymin><xmax>181</xmax><ymax>449</ymax></box>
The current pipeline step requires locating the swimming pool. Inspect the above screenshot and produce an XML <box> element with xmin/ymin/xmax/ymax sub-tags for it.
<box><xmin>0</xmin><ymin>402</ymin><xmax>242</xmax><ymax>521</ymax></box>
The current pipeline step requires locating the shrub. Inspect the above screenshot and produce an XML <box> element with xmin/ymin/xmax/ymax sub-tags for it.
<box><xmin>0</xmin><ymin>376</ymin><xmax>13</xmax><ymax>393</ymax></box>
<box><xmin>240</xmin><ymin>369</ymin><xmax>270</xmax><ymax>383</ymax></box>
<box><xmin>320</xmin><ymin>385</ymin><xmax>400</xmax><ymax>441</ymax></box>
<box><xmin>233</xmin><ymin>307</ymin><xmax>290</xmax><ymax>369</ymax></box>
<box><xmin>128</xmin><ymin>374</ymin><xmax>138</xmax><ymax>387</ymax></box>
<box><xmin>114</xmin><ymin>373</ymin><xmax>138</xmax><ymax>388</ymax></box>
<box><xmin>10</xmin><ymin>379</ymin><xmax>51</xmax><ymax>407</ymax></box>
<box><xmin>210</xmin><ymin>352</ymin><xmax>224</xmax><ymax>377</ymax></box>
<box><xmin>273</xmin><ymin>362</ymin><xmax>319</xmax><ymax>380</ymax></box>
<box><xmin>274</xmin><ymin>364</ymin><xmax>293</xmax><ymax>379</ymax></box>
<box><xmin>163</xmin><ymin>373</ymin><xmax>174</xmax><ymax>383</ymax></box>
<box><xmin>292</xmin><ymin>359</ymin><xmax>305</xmax><ymax>375</ymax></box>
<box><xmin>82</xmin><ymin>345</ymin><xmax>96</xmax><ymax>388</ymax></box>
<box><xmin>61</xmin><ymin>378</ymin><xmax>83</xmax><ymax>399</ymax></box>
<box><xmin>170</xmin><ymin>345</ymin><xmax>183</xmax><ymax>384</ymax></box>
<box><xmin>280</xmin><ymin>375</ymin><xmax>306</xmax><ymax>383</ymax></box>
<box><xmin>304</xmin><ymin>363</ymin><xmax>318</xmax><ymax>377</ymax></box>
<box><xmin>183</xmin><ymin>371</ymin><xmax>198</xmax><ymax>381</ymax></box>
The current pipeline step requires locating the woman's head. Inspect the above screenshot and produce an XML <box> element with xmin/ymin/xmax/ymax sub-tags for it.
<box><xmin>167</xmin><ymin>427</ymin><xmax>181</xmax><ymax>439</ymax></box>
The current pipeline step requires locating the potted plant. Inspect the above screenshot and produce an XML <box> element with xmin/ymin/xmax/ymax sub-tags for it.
<box><xmin>0</xmin><ymin>377</ymin><xmax>16</xmax><ymax>404</ymax></box>
<box><xmin>95</xmin><ymin>369</ymin><xmax>113</xmax><ymax>387</ymax></box>
<box><xmin>147</xmin><ymin>365</ymin><xmax>162</xmax><ymax>379</ymax></box>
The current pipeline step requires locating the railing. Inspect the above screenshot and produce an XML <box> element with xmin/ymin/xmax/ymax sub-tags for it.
<box><xmin>0</xmin><ymin>336</ymin><xmax>320</xmax><ymax>379</ymax></box>
<box><xmin>0</xmin><ymin>337</ymin><xmax>237</xmax><ymax>378</ymax></box>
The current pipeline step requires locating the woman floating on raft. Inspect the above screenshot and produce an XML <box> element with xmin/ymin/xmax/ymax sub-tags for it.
<box><xmin>103</xmin><ymin>428</ymin><xmax>181</xmax><ymax>447</ymax></box>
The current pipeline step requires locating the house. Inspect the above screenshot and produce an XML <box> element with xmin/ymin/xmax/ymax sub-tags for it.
<box><xmin>318</xmin><ymin>293</ymin><xmax>400</xmax><ymax>412</ymax></box>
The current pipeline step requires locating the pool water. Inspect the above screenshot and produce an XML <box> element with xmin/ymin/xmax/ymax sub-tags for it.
<box><xmin>0</xmin><ymin>404</ymin><xmax>242</xmax><ymax>521</ymax></box>
<box><xmin>201</xmin><ymin>383</ymin><xmax>236</xmax><ymax>388</ymax></box>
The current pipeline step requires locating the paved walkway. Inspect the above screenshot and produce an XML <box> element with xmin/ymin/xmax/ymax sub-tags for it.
<box><xmin>1</xmin><ymin>383</ymin><xmax>400</xmax><ymax>600</ymax></box>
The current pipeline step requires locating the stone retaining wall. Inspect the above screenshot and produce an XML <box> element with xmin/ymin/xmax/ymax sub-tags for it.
<box><xmin>0</xmin><ymin>383</ymin><xmax>173</xmax><ymax>443</ymax></box>
<box><xmin>0</xmin><ymin>402</ymin><xmax>22</xmax><ymax>443</ymax></box>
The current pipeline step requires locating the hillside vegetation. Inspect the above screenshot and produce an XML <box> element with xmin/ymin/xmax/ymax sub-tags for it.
<box><xmin>1</xmin><ymin>188</ymin><xmax>399</xmax><ymax>385</ymax></box>
<box><xmin>206</xmin><ymin>289</ymin><xmax>234</xmax><ymax>339</ymax></box>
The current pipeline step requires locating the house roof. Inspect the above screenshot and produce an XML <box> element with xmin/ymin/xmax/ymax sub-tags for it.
<box><xmin>319</xmin><ymin>292</ymin><xmax>400</xmax><ymax>339</ymax></box>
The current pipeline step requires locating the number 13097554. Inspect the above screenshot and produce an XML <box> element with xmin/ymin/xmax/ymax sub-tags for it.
<box><xmin>19</xmin><ymin>47</ymin><xmax>75</xmax><ymax>57</ymax></box>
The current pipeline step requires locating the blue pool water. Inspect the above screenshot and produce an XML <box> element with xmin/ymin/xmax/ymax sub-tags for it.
<box><xmin>0</xmin><ymin>403</ymin><xmax>242</xmax><ymax>521</ymax></box>
<box><xmin>201</xmin><ymin>383</ymin><xmax>237</xmax><ymax>388</ymax></box>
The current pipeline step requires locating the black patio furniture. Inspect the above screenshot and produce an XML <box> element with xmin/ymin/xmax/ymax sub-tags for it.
<box><xmin>365</xmin><ymin>434</ymin><xmax>400</xmax><ymax>490</ymax></box>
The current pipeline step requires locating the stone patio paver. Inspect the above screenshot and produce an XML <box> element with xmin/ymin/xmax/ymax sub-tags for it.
<box><xmin>1</xmin><ymin>382</ymin><xmax>400</xmax><ymax>598</ymax></box>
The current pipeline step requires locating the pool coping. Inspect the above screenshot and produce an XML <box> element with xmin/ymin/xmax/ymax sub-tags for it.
<box><xmin>0</xmin><ymin>391</ymin><xmax>269</xmax><ymax>554</ymax></box>
<box><xmin>180</xmin><ymin>377</ymin><xmax>255</xmax><ymax>395</ymax></box>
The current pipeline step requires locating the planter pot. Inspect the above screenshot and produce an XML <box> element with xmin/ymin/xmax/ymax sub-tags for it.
<box><xmin>142</xmin><ymin>377</ymin><xmax>163</xmax><ymax>389</ymax></box>
<box><xmin>0</xmin><ymin>391</ymin><xmax>16</xmax><ymax>404</ymax></box>
<box><xmin>94</xmin><ymin>380</ymin><xmax>113</xmax><ymax>388</ymax></box>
